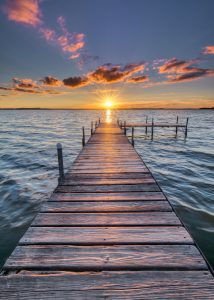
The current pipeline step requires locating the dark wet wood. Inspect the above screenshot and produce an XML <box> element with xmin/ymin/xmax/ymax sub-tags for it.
<box><xmin>1</xmin><ymin>122</ymin><xmax>213</xmax><ymax>298</ymax></box>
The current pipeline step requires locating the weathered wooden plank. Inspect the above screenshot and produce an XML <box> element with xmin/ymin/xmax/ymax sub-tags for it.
<box><xmin>64</xmin><ymin>173</ymin><xmax>152</xmax><ymax>179</ymax></box>
<box><xmin>61</xmin><ymin>178</ymin><xmax>155</xmax><ymax>186</ymax></box>
<box><xmin>70</xmin><ymin>169</ymin><xmax>149</xmax><ymax>174</ymax></box>
<box><xmin>41</xmin><ymin>201</ymin><xmax>172</xmax><ymax>212</ymax></box>
<box><xmin>50</xmin><ymin>191</ymin><xmax>166</xmax><ymax>201</ymax></box>
<box><xmin>32</xmin><ymin>212</ymin><xmax>180</xmax><ymax>226</ymax></box>
<box><xmin>55</xmin><ymin>183</ymin><xmax>160</xmax><ymax>193</ymax></box>
<box><xmin>19</xmin><ymin>226</ymin><xmax>192</xmax><ymax>245</ymax></box>
<box><xmin>4</xmin><ymin>245</ymin><xmax>207</xmax><ymax>271</ymax></box>
<box><xmin>0</xmin><ymin>271</ymin><xmax>213</xmax><ymax>299</ymax></box>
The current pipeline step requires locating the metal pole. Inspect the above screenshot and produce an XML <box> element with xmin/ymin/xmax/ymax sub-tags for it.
<box><xmin>124</xmin><ymin>121</ymin><xmax>126</xmax><ymax>135</ymax></box>
<box><xmin>57</xmin><ymin>143</ymin><xmax>64</xmax><ymax>182</ymax></box>
<box><xmin>145</xmin><ymin>116</ymin><xmax>148</xmax><ymax>135</ymax></box>
<box><xmin>151</xmin><ymin>118</ymin><xmax>154</xmax><ymax>140</ymax></box>
<box><xmin>185</xmin><ymin>117</ymin><xmax>189</xmax><ymax>138</ymax></box>
<box><xmin>91</xmin><ymin>121</ymin><xmax>93</xmax><ymax>135</ymax></box>
<box><xmin>175</xmin><ymin>116</ymin><xmax>178</xmax><ymax>137</ymax></box>
<box><xmin>131</xmin><ymin>127</ymin><xmax>134</xmax><ymax>147</ymax></box>
<box><xmin>82</xmin><ymin>126</ymin><xmax>85</xmax><ymax>147</ymax></box>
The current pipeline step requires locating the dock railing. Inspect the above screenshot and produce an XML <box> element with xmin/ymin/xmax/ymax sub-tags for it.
<box><xmin>118</xmin><ymin>116</ymin><xmax>189</xmax><ymax>144</ymax></box>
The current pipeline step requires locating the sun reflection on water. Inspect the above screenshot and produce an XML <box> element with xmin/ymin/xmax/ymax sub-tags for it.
<box><xmin>105</xmin><ymin>109</ymin><xmax>112</xmax><ymax>123</ymax></box>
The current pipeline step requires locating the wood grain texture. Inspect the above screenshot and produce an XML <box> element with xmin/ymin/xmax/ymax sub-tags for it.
<box><xmin>61</xmin><ymin>178</ymin><xmax>155</xmax><ymax>186</ymax></box>
<box><xmin>0</xmin><ymin>271</ymin><xmax>213</xmax><ymax>299</ymax></box>
<box><xmin>4</xmin><ymin>245</ymin><xmax>207</xmax><ymax>271</ymax></box>
<box><xmin>32</xmin><ymin>212</ymin><xmax>180</xmax><ymax>226</ymax></box>
<box><xmin>50</xmin><ymin>191</ymin><xmax>166</xmax><ymax>201</ymax></box>
<box><xmin>41</xmin><ymin>200</ymin><xmax>172</xmax><ymax>212</ymax></box>
<box><xmin>19</xmin><ymin>226</ymin><xmax>193</xmax><ymax>245</ymax></box>
<box><xmin>55</xmin><ymin>183</ymin><xmax>160</xmax><ymax>193</ymax></box>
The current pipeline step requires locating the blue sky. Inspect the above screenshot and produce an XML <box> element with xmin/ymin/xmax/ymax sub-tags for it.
<box><xmin>0</xmin><ymin>0</ymin><xmax>214</xmax><ymax>108</ymax></box>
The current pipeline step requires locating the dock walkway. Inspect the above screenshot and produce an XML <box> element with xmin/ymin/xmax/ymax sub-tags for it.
<box><xmin>0</xmin><ymin>122</ymin><xmax>213</xmax><ymax>299</ymax></box>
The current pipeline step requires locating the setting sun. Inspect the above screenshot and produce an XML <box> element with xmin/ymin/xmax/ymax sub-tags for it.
<box><xmin>105</xmin><ymin>100</ymin><xmax>113</xmax><ymax>108</ymax></box>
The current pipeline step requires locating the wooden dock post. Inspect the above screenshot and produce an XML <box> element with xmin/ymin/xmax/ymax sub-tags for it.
<box><xmin>145</xmin><ymin>116</ymin><xmax>148</xmax><ymax>135</ymax></box>
<box><xmin>175</xmin><ymin>116</ymin><xmax>178</xmax><ymax>138</ymax></box>
<box><xmin>91</xmin><ymin>121</ymin><xmax>93</xmax><ymax>135</ymax></box>
<box><xmin>151</xmin><ymin>118</ymin><xmax>154</xmax><ymax>140</ymax></box>
<box><xmin>131</xmin><ymin>127</ymin><xmax>134</xmax><ymax>147</ymax></box>
<box><xmin>185</xmin><ymin>117</ymin><xmax>189</xmax><ymax>138</ymax></box>
<box><xmin>56</xmin><ymin>143</ymin><xmax>64</xmax><ymax>182</ymax></box>
<box><xmin>124</xmin><ymin>121</ymin><xmax>127</xmax><ymax>135</ymax></box>
<box><xmin>99</xmin><ymin>117</ymin><xmax>101</xmax><ymax>124</ymax></box>
<box><xmin>82</xmin><ymin>126</ymin><xmax>85</xmax><ymax>147</ymax></box>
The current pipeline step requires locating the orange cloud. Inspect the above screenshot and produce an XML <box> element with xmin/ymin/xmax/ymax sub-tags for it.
<box><xmin>158</xmin><ymin>58</ymin><xmax>197</xmax><ymax>74</ymax></box>
<box><xmin>13</xmin><ymin>77</ymin><xmax>38</xmax><ymax>88</ymax></box>
<box><xmin>3</xmin><ymin>0</ymin><xmax>41</xmax><ymax>27</ymax></box>
<box><xmin>88</xmin><ymin>63</ymin><xmax>145</xmax><ymax>84</ymax></box>
<box><xmin>203</xmin><ymin>46</ymin><xmax>214</xmax><ymax>55</ymax></box>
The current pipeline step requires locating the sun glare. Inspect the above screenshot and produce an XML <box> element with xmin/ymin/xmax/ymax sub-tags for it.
<box><xmin>105</xmin><ymin>100</ymin><xmax>113</xmax><ymax>108</ymax></box>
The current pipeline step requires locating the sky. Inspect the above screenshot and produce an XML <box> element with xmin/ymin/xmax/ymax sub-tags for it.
<box><xmin>0</xmin><ymin>0</ymin><xmax>214</xmax><ymax>109</ymax></box>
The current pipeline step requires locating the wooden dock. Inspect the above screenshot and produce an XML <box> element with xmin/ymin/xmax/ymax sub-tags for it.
<box><xmin>0</xmin><ymin>122</ymin><xmax>213</xmax><ymax>299</ymax></box>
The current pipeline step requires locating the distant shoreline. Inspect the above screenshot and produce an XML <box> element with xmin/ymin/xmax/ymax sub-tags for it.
<box><xmin>0</xmin><ymin>107</ymin><xmax>213</xmax><ymax>111</ymax></box>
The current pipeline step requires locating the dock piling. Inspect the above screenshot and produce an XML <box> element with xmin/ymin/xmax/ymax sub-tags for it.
<box><xmin>82</xmin><ymin>126</ymin><xmax>85</xmax><ymax>147</ymax></box>
<box><xmin>124</xmin><ymin>121</ymin><xmax>127</xmax><ymax>135</ymax></box>
<box><xmin>56</xmin><ymin>143</ymin><xmax>64</xmax><ymax>182</ymax></box>
<box><xmin>145</xmin><ymin>116</ymin><xmax>148</xmax><ymax>135</ymax></box>
<box><xmin>175</xmin><ymin>116</ymin><xmax>178</xmax><ymax>137</ymax></box>
<box><xmin>91</xmin><ymin>121</ymin><xmax>93</xmax><ymax>135</ymax></box>
<box><xmin>131</xmin><ymin>127</ymin><xmax>134</xmax><ymax>147</ymax></box>
<box><xmin>151</xmin><ymin>118</ymin><xmax>154</xmax><ymax>140</ymax></box>
<box><xmin>185</xmin><ymin>117</ymin><xmax>189</xmax><ymax>138</ymax></box>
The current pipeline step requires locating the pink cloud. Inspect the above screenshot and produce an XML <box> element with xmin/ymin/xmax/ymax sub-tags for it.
<box><xmin>203</xmin><ymin>46</ymin><xmax>214</xmax><ymax>55</ymax></box>
<box><xmin>3</xmin><ymin>2</ymin><xmax>85</xmax><ymax>60</ymax></box>
<box><xmin>41</xmin><ymin>17</ymin><xmax>85</xmax><ymax>60</ymax></box>
<box><xmin>3</xmin><ymin>0</ymin><xmax>41</xmax><ymax>27</ymax></box>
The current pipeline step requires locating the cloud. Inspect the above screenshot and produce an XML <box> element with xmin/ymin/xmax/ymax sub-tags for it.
<box><xmin>63</xmin><ymin>76</ymin><xmax>90</xmax><ymax>88</ymax></box>
<box><xmin>3</xmin><ymin>2</ymin><xmax>85</xmax><ymax>60</ymax></box>
<box><xmin>158</xmin><ymin>58</ymin><xmax>198</xmax><ymax>74</ymax></box>
<box><xmin>127</xmin><ymin>75</ymin><xmax>149</xmax><ymax>83</ymax></box>
<box><xmin>3</xmin><ymin>0</ymin><xmax>41</xmax><ymax>27</ymax></box>
<box><xmin>40</xmin><ymin>76</ymin><xmax>62</xmax><ymax>86</ymax></box>
<box><xmin>13</xmin><ymin>77</ymin><xmax>38</xmax><ymax>88</ymax></box>
<box><xmin>168</xmin><ymin>69</ymin><xmax>214</xmax><ymax>83</ymax></box>
<box><xmin>158</xmin><ymin>58</ymin><xmax>214</xmax><ymax>83</ymax></box>
<box><xmin>203</xmin><ymin>46</ymin><xmax>214</xmax><ymax>55</ymax></box>
<box><xmin>40</xmin><ymin>17</ymin><xmax>85</xmax><ymax>60</ymax></box>
<box><xmin>88</xmin><ymin>63</ymin><xmax>145</xmax><ymax>84</ymax></box>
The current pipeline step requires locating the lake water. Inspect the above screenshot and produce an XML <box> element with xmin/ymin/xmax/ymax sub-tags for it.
<box><xmin>0</xmin><ymin>109</ymin><xmax>213</xmax><ymax>269</ymax></box>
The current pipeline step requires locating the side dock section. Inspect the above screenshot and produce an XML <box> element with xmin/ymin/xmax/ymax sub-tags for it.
<box><xmin>0</xmin><ymin>122</ymin><xmax>213</xmax><ymax>299</ymax></box>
